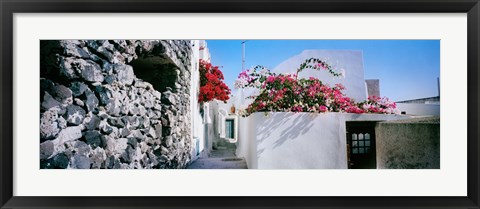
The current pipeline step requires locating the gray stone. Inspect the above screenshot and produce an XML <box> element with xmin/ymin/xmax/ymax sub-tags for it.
<box><xmin>141</xmin><ymin>117</ymin><xmax>150</xmax><ymax>129</ymax></box>
<box><xmin>100</xmin><ymin>121</ymin><xmax>114</xmax><ymax>135</ymax></box>
<box><xmin>52</xmin><ymin>126</ymin><xmax>83</xmax><ymax>145</ymax></box>
<box><xmin>158</xmin><ymin>155</ymin><xmax>169</xmax><ymax>164</ymax></box>
<box><xmin>40</xmin><ymin>109</ymin><xmax>61</xmax><ymax>140</ymax></box>
<box><xmin>127</xmin><ymin>137</ymin><xmax>138</xmax><ymax>148</ymax></box>
<box><xmin>41</xmin><ymin>92</ymin><xmax>63</xmax><ymax>112</ymax></box>
<box><xmin>105</xmin><ymin>137</ymin><xmax>128</xmax><ymax>155</ymax></box>
<box><xmin>108</xmin><ymin>117</ymin><xmax>125</xmax><ymax>128</ymax></box>
<box><xmin>113</xmin><ymin>51</ymin><xmax>125</xmax><ymax>64</ymax></box>
<box><xmin>74</xmin><ymin>98</ymin><xmax>85</xmax><ymax>106</ymax></box>
<box><xmin>106</xmin><ymin>99</ymin><xmax>121</xmax><ymax>116</ymax></box>
<box><xmin>90</xmin><ymin>147</ymin><xmax>106</xmax><ymax>169</ymax></box>
<box><xmin>66</xmin><ymin>105</ymin><xmax>86</xmax><ymax>125</ymax></box>
<box><xmin>141</xmin><ymin>155</ymin><xmax>151</xmax><ymax>168</ymax></box>
<box><xmin>147</xmin><ymin>127</ymin><xmax>157</xmax><ymax>139</ymax></box>
<box><xmin>114</xmin><ymin>64</ymin><xmax>134</xmax><ymax>86</ymax></box>
<box><xmin>57</xmin><ymin>116</ymin><xmax>67</xmax><ymax>129</ymax></box>
<box><xmin>69</xmin><ymin>82</ymin><xmax>88</xmax><ymax>97</ymax></box>
<box><xmin>95</xmin><ymin>86</ymin><xmax>111</xmax><ymax>105</ymax></box>
<box><xmin>113</xmin><ymin>159</ymin><xmax>122</xmax><ymax>169</ymax></box>
<box><xmin>138</xmin><ymin>106</ymin><xmax>147</xmax><ymax>116</ymax></box>
<box><xmin>120</xmin><ymin>146</ymin><xmax>134</xmax><ymax>164</ymax></box>
<box><xmin>63</xmin><ymin>42</ymin><xmax>90</xmax><ymax>59</ymax></box>
<box><xmin>74</xmin><ymin>141</ymin><xmax>91</xmax><ymax>156</ymax></box>
<box><xmin>127</xmin><ymin>116</ymin><xmax>141</xmax><ymax>129</ymax></box>
<box><xmin>85</xmin><ymin>89</ymin><xmax>99</xmax><ymax>112</ymax></box>
<box><xmin>85</xmin><ymin>40</ymin><xmax>100</xmax><ymax>50</ymax></box>
<box><xmin>165</xmin><ymin>136</ymin><xmax>173</xmax><ymax>148</ymax></box>
<box><xmin>72</xmin><ymin>154</ymin><xmax>91</xmax><ymax>169</ymax></box>
<box><xmin>145</xmin><ymin>137</ymin><xmax>160</xmax><ymax>146</ymax></box>
<box><xmin>83</xmin><ymin>130</ymin><xmax>104</xmax><ymax>149</ymax></box>
<box><xmin>104</xmin><ymin>75</ymin><xmax>117</xmax><ymax>84</ymax></box>
<box><xmin>147</xmin><ymin>151</ymin><xmax>159</xmax><ymax>167</ymax></box>
<box><xmin>174</xmin><ymin>126</ymin><xmax>182</xmax><ymax>137</ymax></box>
<box><xmin>53</xmin><ymin>153</ymin><xmax>70</xmax><ymax>169</ymax></box>
<box><xmin>129</xmin><ymin>129</ymin><xmax>145</xmax><ymax>140</ymax></box>
<box><xmin>96</xmin><ymin>46</ymin><xmax>115</xmax><ymax>63</ymax></box>
<box><xmin>161</xmin><ymin>91</ymin><xmax>176</xmax><ymax>105</ymax></box>
<box><xmin>128</xmin><ymin>105</ymin><xmax>140</xmax><ymax>116</ymax></box>
<box><xmin>153</xmin><ymin>104</ymin><xmax>162</xmax><ymax>111</ymax></box>
<box><xmin>134</xmin><ymin>79</ymin><xmax>147</xmax><ymax>88</ymax></box>
<box><xmin>98</xmin><ymin>110</ymin><xmax>109</xmax><ymax>120</ymax></box>
<box><xmin>119</xmin><ymin>128</ymin><xmax>130</xmax><ymax>137</ymax></box>
<box><xmin>85</xmin><ymin>115</ymin><xmax>101</xmax><ymax>130</ymax></box>
<box><xmin>40</xmin><ymin>141</ymin><xmax>54</xmax><ymax>160</ymax></box>
<box><xmin>53</xmin><ymin>85</ymin><xmax>73</xmax><ymax>104</ymax></box>
<box><xmin>151</xmin><ymin>90</ymin><xmax>161</xmax><ymax>99</ymax></box>
<box><xmin>58</xmin><ymin>57</ymin><xmax>80</xmax><ymax>79</ymax></box>
<box><xmin>80</xmin><ymin>60</ymin><xmax>104</xmax><ymax>82</ymax></box>
<box><xmin>106</xmin><ymin>155</ymin><xmax>115</xmax><ymax>169</ymax></box>
<box><xmin>160</xmin><ymin>146</ymin><xmax>169</xmax><ymax>155</ymax></box>
<box><xmin>100</xmin><ymin>40</ymin><xmax>115</xmax><ymax>51</ymax></box>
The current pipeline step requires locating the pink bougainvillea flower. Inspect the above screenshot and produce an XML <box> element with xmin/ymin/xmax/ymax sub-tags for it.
<box><xmin>319</xmin><ymin>105</ymin><xmax>328</xmax><ymax>112</ymax></box>
<box><xmin>235</xmin><ymin>58</ymin><xmax>397</xmax><ymax>117</ymax></box>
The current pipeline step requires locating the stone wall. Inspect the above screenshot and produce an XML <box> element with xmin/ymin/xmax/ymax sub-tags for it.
<box><xmin>40</xmin><ymin>40</ymin><xmax>193</xmax><ymax>169</ymax></box>
<box><xmin>376</xmin><ymin>117</ymin><xmax>440</xmax><ymax>169</ymax></box>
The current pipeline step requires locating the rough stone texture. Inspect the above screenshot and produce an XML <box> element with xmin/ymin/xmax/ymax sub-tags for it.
<box><xmin>40</xmin><ymin>141</ymin><xmax>55</xmax><ymax>160</ymax></box>
<box><xmin>40</xmin><ymin>40</ymin><xmax>193</xmax><ymax>169</ymax></box>
<box><xmin>376</xmin><ymin>117</ymin><xmax>440</xmax><ymax>169</ymax></box>
<box><xmin>66</xmin><ymin>105</ymin><xmax>86</xmax><ymax>125</ymax></box>
<box><xmin>40</xmin><ymin>109</ymin><xmax>62</xmax><ymax>140</ymax></box>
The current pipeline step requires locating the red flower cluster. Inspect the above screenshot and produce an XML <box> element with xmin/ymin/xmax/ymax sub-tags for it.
<box><xmin>198</xmin><ymin>60</ymin><xmax>231</xmax><ymax>103</ymax></box>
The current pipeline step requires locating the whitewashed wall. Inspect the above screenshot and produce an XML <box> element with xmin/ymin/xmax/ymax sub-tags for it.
<box><xmin>236</xmin><ymin>116</ymin><xmax>258</xmax><ymax>168</ymax></box>
<box><xmin>236</xmin><ymin>112</ymin><xmax>412</xmax><ymax>169</ymax></box>
<box><xmin>190</xmin><ymin>40</ymin><xmax>211</xmax><ymax>160</ymax></box>
<box><xmin>272</xmin><ymin>50</ymin><xmax>367</xmax><ymax>102</ymax></box>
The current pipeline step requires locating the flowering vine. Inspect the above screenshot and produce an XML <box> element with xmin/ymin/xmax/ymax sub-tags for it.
<box><xmin>198</xmin><ymin>60</ymin><xmax>231</xmax><ymax>103</ymax></box>
<box><xmin>296</xmin><ymin>58</ymin><xmax>343</xmax><ymax>78</ymax></box>
<box><xmin>234</xmin><ymin>58</ymin><xmax>397</xmax><ymax>117</ymax></box>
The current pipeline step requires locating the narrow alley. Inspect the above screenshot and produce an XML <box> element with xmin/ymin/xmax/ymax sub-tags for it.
<box><xmin>187</xmin><ymin>142</ymin><xmax>247</xmax><ymax>169</ymax></box>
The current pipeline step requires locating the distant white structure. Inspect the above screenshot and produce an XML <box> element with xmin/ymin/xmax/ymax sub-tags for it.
<box><xmin>395</xmin><ymin>78</ymin><xmax>440</xmax><ymax>117</ymax></box>
<box><xmin>395</xmin><ymin>96</ymin><xmax>440</xmax><ymax>116</ymax></box>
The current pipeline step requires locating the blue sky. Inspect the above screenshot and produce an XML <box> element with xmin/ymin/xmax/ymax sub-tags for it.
<box><xmin>207</xmin><ymin>40</ymin><xmax>440</xmax><ymax>102</ymax></box>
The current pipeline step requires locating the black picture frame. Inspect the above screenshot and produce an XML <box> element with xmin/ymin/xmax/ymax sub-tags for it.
<box><xmin>1</xmin><ymin>0</ymin><xmax>479</xmax><ymax>208</ymax></box>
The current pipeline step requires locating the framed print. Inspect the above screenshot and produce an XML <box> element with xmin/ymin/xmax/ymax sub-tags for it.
<box><xmin>1</xmin><ymin>0</ymin><xmax>479</xmax><ymax>208</ymax></box>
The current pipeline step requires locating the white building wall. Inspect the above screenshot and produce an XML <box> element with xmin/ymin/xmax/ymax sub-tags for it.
<box><xmin>199</xmin><ymin>40</ymin><xmax>211</xmax><ymax>62</ymax></box>
<box><xmin>236</xmin><ymin>112</ymin><xmax>412</xmax><ymax>169</ymax></box>
<box><xmin>189</xmin><ymin>40</ymin><xmax>199</xmax><ymax>160</ymax></box>
<box><xmin>236</xmin><ymin>116</ymin><xmax>257</xmax><ymax>168</ymax></box>
<box><xmin>190</xmin><ymin>40</ymin><xmax>211</xmax><ymax>160</ymax></box>
<box><xmin>272</xmin><ymin>50</ymin><xmax>368</xmax><ymax>102</ymax></box>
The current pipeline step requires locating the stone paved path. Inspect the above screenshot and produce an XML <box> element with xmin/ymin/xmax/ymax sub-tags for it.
<box><xmin>186</xmin><ymin>142</ymin><xmax>247</xmax><ymax>169</ymax></box>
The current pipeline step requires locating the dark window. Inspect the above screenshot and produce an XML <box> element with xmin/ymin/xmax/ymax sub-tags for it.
<box><xmin>225</xmin><ymin>119</ymin><xmax>235</xmax><ymax>139</ymax></box>
<box><xmin>346</xmin><ymin>121</ymin><xmax>377</xmax><ymax>169</ymax></box>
